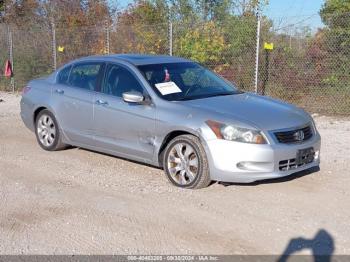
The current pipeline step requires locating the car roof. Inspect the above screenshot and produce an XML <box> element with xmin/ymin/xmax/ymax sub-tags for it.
<box><xmin>72</xmin><ymin>54</ymin><xmax>192</xmax><ymax>66</ymax></box>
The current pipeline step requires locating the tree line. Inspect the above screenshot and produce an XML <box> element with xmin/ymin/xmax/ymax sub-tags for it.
<box><xmin>0</xmin><ymin>0</ymin><xmax>349</xmax><ymax>114</ymax></box>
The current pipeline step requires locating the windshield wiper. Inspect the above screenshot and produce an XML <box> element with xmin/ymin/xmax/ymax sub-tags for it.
<box><xmin>176</xmin><ymin>92</ymin><xmax>239</xmax><ymax>101</ymax></box>
<box><xmin>201</xmin><ymin>92</ymin><xmax>237</xmax><ymax>98</ymax></box>
<box><xmin>214</xmin><ymin>92</ymin><xmax>236</xmax><ymax>97</ymax></box>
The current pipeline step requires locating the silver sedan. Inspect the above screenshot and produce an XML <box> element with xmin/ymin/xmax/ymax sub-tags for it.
<box><xmin>20</xmin><ymin>54</ymin><xmax>321</xmax><ymax>189</ymax></box>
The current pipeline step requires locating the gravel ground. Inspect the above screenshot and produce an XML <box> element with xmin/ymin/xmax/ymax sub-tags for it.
<box><xmin>0</xmin><ymin>91</ymin><xmax>349</xmax><ymax>255</ymax></box>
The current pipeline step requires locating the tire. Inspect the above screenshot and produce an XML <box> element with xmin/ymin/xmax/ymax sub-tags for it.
<box><xmin>35</xmin><ymin>109</ymin><xmax>66</xmax><ymax>151</ymax></box>
<box><xmin>163</xmin><ymin>134</ymin><xmax>211</xmax><ymax>189</ymax></box>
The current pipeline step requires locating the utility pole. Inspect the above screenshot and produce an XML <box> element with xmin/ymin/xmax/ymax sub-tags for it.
<box><xmin>254</xmin><ymin>1</ymin><xmax>261</xmax><ymax>93</ymax></box>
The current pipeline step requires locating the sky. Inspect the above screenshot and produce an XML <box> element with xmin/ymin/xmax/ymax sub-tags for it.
<box><xmin>114</xmin><ymin>0</ymin><xmax>325</xmax><ymax>30</ymax></box>
<box><xmin>264</xmin><ymin>0</ymin><xmax>325</xmax><ymax>31</ymax></box>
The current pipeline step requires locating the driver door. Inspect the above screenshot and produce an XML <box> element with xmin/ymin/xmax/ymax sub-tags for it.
<box><xmin>92</xmin><ymin>63</ymin><xmax>156</xmax><ymax>161</ymax></box>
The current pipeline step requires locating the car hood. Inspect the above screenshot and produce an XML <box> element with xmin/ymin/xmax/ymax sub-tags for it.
<box><xmin>182</xmin><ymin>93</ymin><xmax>311</xmax><ymax>131</ymax></box>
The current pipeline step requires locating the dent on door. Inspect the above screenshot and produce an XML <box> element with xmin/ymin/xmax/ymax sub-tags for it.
<box><xmin>93</xmin><ymin>95</ymin><xmax>156</xmax><ymax>161</ymax></box>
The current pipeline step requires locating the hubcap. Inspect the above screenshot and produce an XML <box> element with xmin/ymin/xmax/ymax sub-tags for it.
<box><xmin>167</xmin><ymin>143</ymin><xmax>199</xmax><ymax>185</ymax></box>
<box><xmin>37</xmin><ymin>114</ymin><xmax>56</xmax><ymax>147</ymax></box>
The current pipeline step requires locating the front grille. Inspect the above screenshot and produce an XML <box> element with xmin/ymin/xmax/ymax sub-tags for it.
<box><xmin>279</xmin><ymin>151</ymin><xmax>316</xmax><ymax>171</ymax></box>
<box><xmin>274</xmin><ymin>126</ymin><xmax>313</xmax><ymax>144</ymax></box>
<box><xmin>279</xmin><ymin>157</ymin><xmax>312</xmax><ymax>171</ymax></box>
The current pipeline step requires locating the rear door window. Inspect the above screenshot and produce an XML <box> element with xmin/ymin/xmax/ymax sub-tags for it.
<box><xmin>68</xmin><ymin>63</ymin><xmax>103</xmax><ymax>91</ymax></box>
<box><xmin>57</xmin><ymin>65</ymin><xmax>72</xmax><ymax>85</ymax></box>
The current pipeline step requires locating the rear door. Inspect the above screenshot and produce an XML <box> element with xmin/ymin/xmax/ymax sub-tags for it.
<box><xmin>53</xmin><ymin>62</ymin><xmax>104</xmax><ymax>146</ymax></box>
<box><xmin>92</xmin><ymin>63</ymin><xmax>156</xmax><ymax>161</ymax></box>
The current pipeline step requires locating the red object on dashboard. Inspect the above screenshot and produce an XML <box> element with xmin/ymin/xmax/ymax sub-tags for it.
<box><xmin>164</xmin><ymin>68</ymin><xmax>170</xmax><ymax>82</ymax></box>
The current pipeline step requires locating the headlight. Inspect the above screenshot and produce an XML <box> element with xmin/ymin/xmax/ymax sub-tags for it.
<box><xmin>206</xmin><ymin>120</ymin><xmax>267</xmax><ymax>144</ymax></box>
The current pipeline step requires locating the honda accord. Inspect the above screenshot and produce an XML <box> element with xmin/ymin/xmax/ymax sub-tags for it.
<box><xmin>20</xmin><ymin>54</ymin><xmax>321</xmax><ymax>189</ymax></box>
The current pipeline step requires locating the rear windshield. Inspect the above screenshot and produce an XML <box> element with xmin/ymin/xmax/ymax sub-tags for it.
<box><xmin>137</xmin><ymin>62</ymin><xmax>240</xmax><ymax>101</ymax></box>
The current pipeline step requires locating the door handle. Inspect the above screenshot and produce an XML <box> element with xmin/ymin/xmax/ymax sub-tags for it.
<box><xmin>55</xmin><ymin>89</ymin><xmax>64</xmax><ymax>95</ymax></box>
<box><xmin>96</xmin><ymin>100</ymin><xmax>108</xmax><ymax>106</ymax></box>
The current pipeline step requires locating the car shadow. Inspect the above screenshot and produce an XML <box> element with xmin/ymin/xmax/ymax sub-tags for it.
<box><xmin>218</xmin><ymin>166</ymin><xmax>320</xmax><ymax>187</ymax></box>
<box><xmin>68</xmin><ymin>147</ymin><xmax>320</xmax><ymax>187</ymax></box>
<box><xmin>278</xmin><ymin>229</ymin><xmax>334</xmax><ymax>262</ymax></box>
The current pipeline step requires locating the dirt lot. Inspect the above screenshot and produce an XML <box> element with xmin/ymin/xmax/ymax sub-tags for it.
<box><xmin>0</xmin><ymin>91</ymin><xmax>349</xmax><ymax>255</ymax></box>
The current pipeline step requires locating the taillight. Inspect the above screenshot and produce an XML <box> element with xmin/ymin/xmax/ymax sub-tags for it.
<box><xmin>22</xmin><ymin>86</ymin><xmax>31</xmax><ymax>95</ymax></box>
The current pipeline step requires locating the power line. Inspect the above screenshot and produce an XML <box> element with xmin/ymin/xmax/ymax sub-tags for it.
<box><xmin>273</xmin><ymin>14</ymin><xmax>319</xmax><ymax>31</ymax></box>
<box><xmin>269</xmin><ymin>14</ymin><xmax>320</xmax><ymax>19</ymax></box>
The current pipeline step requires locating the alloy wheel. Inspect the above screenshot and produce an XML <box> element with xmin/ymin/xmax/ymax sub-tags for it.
<box><xmin>167</xmin><ymin>142</ymin><xmax>199</xmax><ymax>185</ymax></box>
<box><xmin>37</xmin><ymin>114</ymin><xmax>56</xmax><ymax>147</ymax></box>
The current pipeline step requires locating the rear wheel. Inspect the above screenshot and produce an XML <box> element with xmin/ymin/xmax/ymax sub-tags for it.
<box><xmin>163</xmin><ymin>135</ymin><xmax>211</xmax><ymax>189</ymax></box>
<box><xmin>35</xmin><ymin>109</ymin><xmax>66</xmax><ymax>151</ymax></box>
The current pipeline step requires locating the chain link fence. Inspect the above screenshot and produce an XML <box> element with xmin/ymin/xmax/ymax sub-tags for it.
<box><xmin>110</xmin><ymin>23</ymin><xmax>169</xmax><ymax>55</ymax></box>
<box><xmin>259</xmin><ymin>16</ymin><xmax>350</xmax><ymax>115</ymax></box>
<box><xmin>172</xmin><ymin>19</ymin><xmax>257</xmax><ymax>93</ymax></box>
<box><xmin>54</xmin><ymin>24</ymin><xmax>107</xmax><ymax>67</ymax></box>
<box><xmin>11</xmin><ymin>25</ymin><xmax>52</xmax><ymax>90</ymax></box>
<box><xmin>0</xmin><ymin>16</ymin><xmax>349</xmax><ymax>115</ymax></box>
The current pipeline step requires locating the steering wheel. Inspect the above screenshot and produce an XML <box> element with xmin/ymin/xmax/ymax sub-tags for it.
<box><xmin>184</xmin><ymin>84</ymin><xmax>202</xmax><ymax>97</ymax></box>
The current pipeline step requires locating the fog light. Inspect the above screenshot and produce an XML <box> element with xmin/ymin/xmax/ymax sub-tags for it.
<box><xmin>237</xmin><ymin>161</ymin><xmax>273</xmax><ymax>172</ymax></box>
<box><xmin>314</xmin><ymin>150</ymin><xmax>320</xmax><ymax>160</ymax></box>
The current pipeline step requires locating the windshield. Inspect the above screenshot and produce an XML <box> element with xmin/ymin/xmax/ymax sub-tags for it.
<box><xmin>137</xmin><ymin>62</ymin><xmax>241</xmax><ymax>101</ymax></box>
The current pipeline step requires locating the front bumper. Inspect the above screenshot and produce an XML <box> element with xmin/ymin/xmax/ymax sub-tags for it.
<box><xmin>204</xmin><ymin>132</ymin><xmax>321</xmax><ymax>183</ymax></box>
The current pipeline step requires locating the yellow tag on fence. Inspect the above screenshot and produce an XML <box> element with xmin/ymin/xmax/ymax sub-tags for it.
<box><xmin>264</xmin><ymin>42</ymin><xmax>274</xmax><ymax>50</ymax></box>
<box><xmin>58</xmin><ymin>46</ymin><xmax>65</xmax><ymax>52</ymax></box>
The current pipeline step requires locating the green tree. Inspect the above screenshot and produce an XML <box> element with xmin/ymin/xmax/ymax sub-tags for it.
<box><xmin>320</xmin><ymin>0</ymin><xmax>350</xmax><ymax>55</ymax></box>
<box><xmin>111</xmin><ymin>0</ymin><xmax>169</xmax><ymax>54</ymax></box>
<box><xmin>319</xmin><ymin>0</ymin><xmax>350</xmax><ymax>87</ymax></box>
<box><xmin>169</xmin><ymin>0</ymin><xmax>197</xmax><ymax>22</ymax></box>
<box><xmin>193</xmin><ymin>0</ymin><xmax>232</xmax><ymax>21</ymax></box>
<box><xmin>233</xmin><ymin>0</ymin><xmax>268</xmax><ymax>15</ymax></box>
<box><xmin>176</xmin><ymin>21</ymin><xmax>226</xmax><ymax>64</ymax></box>
<box><xmin>320</xmin><ymin>0</ymin><xmax>350</xmax><ymax>27</ymax></box>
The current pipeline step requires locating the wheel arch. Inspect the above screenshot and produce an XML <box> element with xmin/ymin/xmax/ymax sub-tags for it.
<box><xmin>157</xmin><ymin>130</ymin><xmax>200</xmax><ymax>167</ymax></box>
<box><xmin>33</xmin><ymin>106</ymin><xmax>48</xmax><ymax>124</ymax></box>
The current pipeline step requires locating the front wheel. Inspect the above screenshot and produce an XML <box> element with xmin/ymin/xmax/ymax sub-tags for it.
<box><xmin>163</xmin><ymin>135</ymin><xmax>211</xmax><ymax>189</ymax></box>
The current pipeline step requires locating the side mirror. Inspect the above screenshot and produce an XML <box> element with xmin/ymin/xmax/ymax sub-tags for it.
<box><xmin>122</xmin><ymin>91</ymin><xmax>144</xmax><ymax>104</ymax></box>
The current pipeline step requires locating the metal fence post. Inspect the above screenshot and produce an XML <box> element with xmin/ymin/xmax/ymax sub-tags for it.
<box><xmin>51</xmin><ymin>21</ymin><xmax>57</xmax><ymax>71</ymax></box>
<box><xmin>7</xmin><ymin>25</ymin><xmax>15</xmax><ymax>92</ymax></box>
<box><xmin>254</xmin><ymin>5</ymin><xmax>261</xmax><ymax>93</ymax></box>
<box><xmin>105</xmin><ymin>20</ymin><xmax>110</xmax><ymax>54</ymax></box>
<box><xmin>169</xmin><ymin>21</ymin><xmax>173</xmax><ymax>56</ymax></box>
